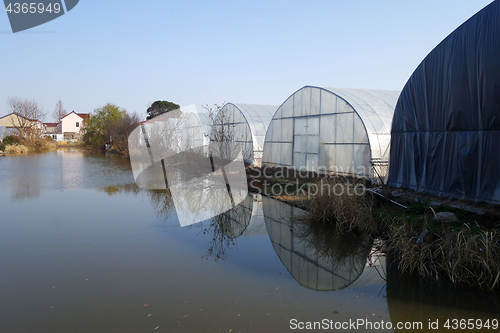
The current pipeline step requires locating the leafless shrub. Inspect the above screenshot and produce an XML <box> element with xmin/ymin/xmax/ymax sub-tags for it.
<box><xmin>7</xmin><ymin>97</ymin><xmax>46</xmax><ymax>139</ymax></box>
<box><xmin>109</xmin><ymin>113</ymin><xmax>140</xmax><ymax>157</ymax></box>
<box><xmin>203</xmin><ymin>103</ymin><xmax>241</xmax><ymax>164</ymax></box>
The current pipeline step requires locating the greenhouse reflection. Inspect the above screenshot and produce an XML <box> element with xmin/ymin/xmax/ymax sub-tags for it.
<box><xmin>261</xmin><ymin>196</ymin><xmax>385</xmax><ymax>291</ymax></box>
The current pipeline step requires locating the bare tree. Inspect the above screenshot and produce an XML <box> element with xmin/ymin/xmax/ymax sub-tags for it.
<box><xmin>108</xmin><ymin>112</ymin><xmax>140</xmax><ymax>157</ymax></box>
<box><xmin>52</xmin><ymin>99</ymin><xmax>66</xmax><ymax>122</ymax></box>
<box><xmin>7</xmin><ymin>97</ymin><xmax>46</xmax><ymax>139</ymax></box>
<box><xmin>203</xmin><ymin>102</ymin><xmax>240</xmax><ymax>163</ymax></box>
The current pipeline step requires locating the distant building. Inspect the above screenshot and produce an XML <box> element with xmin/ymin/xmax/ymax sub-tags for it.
<box><xmin>0</xmin><ymin>112</ymin><xmax>46</xmax><ymax>137</ymax></box>
<box><xmin>44</xmin><ymin>123</ymin><xmax>58</xmax><ymax>133</ymax></box>
<box><xmin>44</xmin><ymin>123</ymin><xmax>62</xmax><ymax>141</ymax></box>
<box><xmin>49</xmin><ymin>133</ymin><xmax>64</xmax><ymax>142</ymax></box>
<box><xmin>56</xmin><ymin>111</ymin><xmax>88</xmax><ymax>141</ymax></box>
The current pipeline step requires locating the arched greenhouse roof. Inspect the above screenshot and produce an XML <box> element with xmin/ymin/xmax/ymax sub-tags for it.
<box><xmin>262</xmin><ymin>86</ymin><xmax>399</xmax><ymax>179</ymax></box>
<box><xmin>388</xmin><ymin>0</ymin><xmax>500</xmax><ymax>202</ymax></box>
<box><xmin>213</xmin><ymin>103</ymin><xmax>277</xmax><ymax>166</ymax></box>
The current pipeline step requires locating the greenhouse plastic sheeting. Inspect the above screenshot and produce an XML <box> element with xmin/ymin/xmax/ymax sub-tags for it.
<box><xmin>212</xmin><ymin>103</ymin><xmax>276</xmax><ymax>166</ymax></box>
<box><xmin>388</xmin><ymin>0</ymin><xmax>500</xmax><ymax>202</ymax></box>
<box><xmin>262</xmin><ymin>86</ymin><xmax>399</xmax><ymax>179</ymax></box>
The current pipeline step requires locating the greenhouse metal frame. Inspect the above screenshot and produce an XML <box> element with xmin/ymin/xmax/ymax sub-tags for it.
<box><xmin>211</xmin><ymin>103</ymin><xmax>276</xmax><ymax>167</ymax></box>
<box><xmin>262</xmin><ymin>86</ymin><xmax>400</xmax><ymax>181</ymax></box>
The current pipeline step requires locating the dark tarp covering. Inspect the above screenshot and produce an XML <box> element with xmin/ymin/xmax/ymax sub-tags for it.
<box><xmin>388</xmin><ymin>0</ymin><xmax>500</xmax><ymax>202</ymax></box>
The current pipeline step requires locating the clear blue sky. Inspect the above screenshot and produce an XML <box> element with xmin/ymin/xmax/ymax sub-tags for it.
<box><xmin>0</xmin><ymin>0</ymin><xmax>494</xmax><ymax>121</ymax></box>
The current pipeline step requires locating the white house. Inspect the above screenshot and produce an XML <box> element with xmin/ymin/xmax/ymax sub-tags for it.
<box><xmin>57</xmin><ymin>111</ymin><xmax>88</xmax><ymax>140</ymax></box>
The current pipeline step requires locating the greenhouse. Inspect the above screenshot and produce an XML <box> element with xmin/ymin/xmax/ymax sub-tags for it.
<box><xmin>262</xmin><ymin>86</ymin><xmax>400</xmax><ymax>180</ymax></box>
<box><xmin>388</xmin><ymin>0</ymin><xmax>500</xmax><ymax>202</ymax></box>
<box><xmin>211</xmin><ymin>103</ymin><xmax>276</xmax><ymax>167</ymax></box>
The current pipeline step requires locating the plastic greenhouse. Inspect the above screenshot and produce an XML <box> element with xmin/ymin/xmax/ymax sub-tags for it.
<box><xmin>388</xmin><ymin>1</ymin><xmax>500</xmax><ymax>202</ymax></box>
<box><xmin>211</xmin><ymin>103</ymin><xmax>276</xmax><ymax>166</ymax></box>
<box><xmin>262</xmin><ymin>86</ymin><xmax>400</xmax><ymax>180</ymax></box>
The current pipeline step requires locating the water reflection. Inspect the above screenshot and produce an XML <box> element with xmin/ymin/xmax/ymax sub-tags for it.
<box><xmin>87</xmin><ymin>181</ymin><xmax>500</xmax><ymax>320</ymax></box>
<box><xmin>199</xmin><ymin>194</ymin><xmax>267</xmax><ymax>260</ymax></box>
<box><xmin>10</xmin><ymin>172</ymin><xmax>41</xmax><ymax>202</ymax></box>
<box><xmin>386</xmin><ymin>254</ymin><xmax>500</xmax><ymax>327</ymax></box>
<box><xmin>262</xmin><ymin>196</ymin><xmax>386</xmax><ymax>291</ymax></box>
<box><xmin>85</xmin><ymin>179</ymin><xmax>500</xmax><ymax>320</ymax></box>
<box><xmin>3</xmin><ymin>150</ymin><xmax>500</xmax><ymax>332</ymax></box>
<box><xmin>0</xmin><ymin>149</ymin><xmax>134</xmax><ymax>202</ymax></box>
<box><xmin>4</xmin><ymin>152</ymin><xmax>43</xmax><ymax>201</ymax></box>
<box><xmin>219</xmin><ymin>194</ymin><xmax>267</xmax><ymax>238</ymax></box>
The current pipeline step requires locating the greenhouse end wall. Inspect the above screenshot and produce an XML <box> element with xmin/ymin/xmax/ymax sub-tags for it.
<box><xmin>212</xmin><ymin>103</ymin><xmax>276</xmax><ymax>167</ymax></box>
<box><xmin>388</xmin><ymin>0</ymin><xmax>500</xmax><ymax>203</ymax></box>
<box><xmin>262</xmin><ymin>86</ymin><xmax>399</xmax><ymax>181</ymax></box>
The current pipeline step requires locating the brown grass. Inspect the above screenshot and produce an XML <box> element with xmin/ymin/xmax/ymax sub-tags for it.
<box><xmin>31</xmin><ymin>137</ymin><xmax>56</xmax><ymax>151</ymax></box>
<box><xmin>5</xmin><ymin>144</ymin><xmax>29</xmax><ymax>154</ymax></box>
<box><xmin>385</xmin><ymin>216</ymin><xmax>500</xmax><ymax>289</ymax></box>
<box><xmin>296</xmin><ymin>180</ymin><xmax>376</xmax><ymax>235</ymax></box>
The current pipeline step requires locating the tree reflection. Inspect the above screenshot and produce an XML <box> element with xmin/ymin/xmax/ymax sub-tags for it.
<box><xmin>98</xmin><ymin>184</ymin><xmax>175</xmax><ymax>221</ymax></box>
<box><xmin>201</xmin><ymin>213</ymin><xmax>237</xmax><ymax>261</ymax></box>
<box><xmin>200</xmin><ymin>195</ymin><xmax>254</xmax><ymax>261</ymax></box>
<box><xmin>148</xmin><ymin>189</ymin><xmax>175</xmax><ymax>221</ymax></box>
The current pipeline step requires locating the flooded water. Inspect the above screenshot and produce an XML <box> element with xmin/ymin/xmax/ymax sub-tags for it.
<box><xmin>0</xmin><ymin>149</ymin><xmax>499</xmax><ymax>332</ymax></box>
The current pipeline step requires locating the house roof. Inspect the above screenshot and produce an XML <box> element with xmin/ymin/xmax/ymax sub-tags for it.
<box><xmin>0</xmin><ymin>112</ymin><xmax>42</xmax><ymax>123</ymax></box>
<box><xmin>76</xmin><ymin>113</ymin><xmax>88</xmax><ymax>120</ymax></box>
<box><xmin>60</xmin><ymin>111</ymin><xmax>88</xmax><ymax>121</ymax></box>
<box><xmin>44</xmin><ymin>123</ymin><xmax>57</xmax><ymax>127</ymax></box>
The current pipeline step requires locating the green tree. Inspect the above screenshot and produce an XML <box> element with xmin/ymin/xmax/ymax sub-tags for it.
<box><xmin>83</xmin><ymin>103</ymin><xmax>126</xmax><ymax>149</ymax></box>
<box><xmin>146</xmin><ymin>100</ymin><xmax>180</xmax><ymax>120</ymax></box>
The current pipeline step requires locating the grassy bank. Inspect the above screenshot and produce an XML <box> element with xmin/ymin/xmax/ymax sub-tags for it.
<box><xmin>1</xmin><ymin>135</ymin><xmax>56</xmax><ymax>154</ymax></box>
<box><xmin>56</xmin><ymin>141</ymin><xmax>83</xmax><ymax>148</ymax></box>
<box><xmin>246</xmin><ymin>166</ymin><xmax>500</xmax><ymax>289</ymax></box>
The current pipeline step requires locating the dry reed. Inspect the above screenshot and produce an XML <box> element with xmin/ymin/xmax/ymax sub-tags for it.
<box><xmin>386</xmin><ymin>216</ymin><xmax>500</xmax><ymax>289</ymax></box>
<box><xmin>298</xmin><ymin>180</ymin><xmax>376</xmax><ymax>235</ymax></box>
<box><xmin>5</xmin><ymin>144</ymin><xmax>29</xmax><ymax>154</ymax></box>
